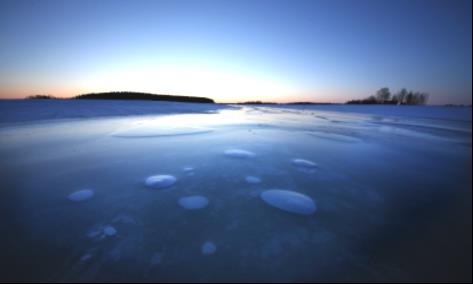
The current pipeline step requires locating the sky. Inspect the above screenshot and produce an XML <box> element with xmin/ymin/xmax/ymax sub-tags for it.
<box><xmin>0</xmin><ymin>0</ymin><xmax>471</xmax><ymax>104</ymax></box>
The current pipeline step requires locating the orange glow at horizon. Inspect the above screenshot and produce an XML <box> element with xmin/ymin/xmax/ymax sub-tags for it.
<box><xmin>0</xmin><ymin>66</ymin><xmax>353</xmax><ymax>103</ymax></box>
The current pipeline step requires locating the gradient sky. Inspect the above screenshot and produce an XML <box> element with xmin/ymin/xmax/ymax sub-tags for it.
<box><xmin>0</xmin><ymin>0</ymin><xmax>471</xmax><ymax>104</ymax></box>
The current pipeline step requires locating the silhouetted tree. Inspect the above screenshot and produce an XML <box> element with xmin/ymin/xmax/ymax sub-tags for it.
<box><xmin>393</xmin><ymin>88</ymin><xmax>408</xmax><ymax>105</ymax></box>
<box><xmin>26</xmin><ymin>94</ymin><xmax>56</xmax><ymax>99</ymax></box>
<box><xmin>74</xmin><ymin>91</ymin><xmax>214</xmax><ymax>103</ymax></box>
<box><xmin>346</xmin><ymin>88</ymin><xmax>429</xmax><ymax>105</ymax></box>
<box><xmin>375</xmin><ymin>87</ymin><xmax>391</xmax><ymax>103</ymax></box>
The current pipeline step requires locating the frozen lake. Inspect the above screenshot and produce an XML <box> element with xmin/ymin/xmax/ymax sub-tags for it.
<box><xmin>0</xmin><ymin>100</ymin><xmax>471</xmax><ymax>282</ymax></box>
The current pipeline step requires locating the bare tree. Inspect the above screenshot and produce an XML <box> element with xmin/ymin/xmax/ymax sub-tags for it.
<box><xmin>346</xmin><ymin>88</ymin><xmax>429</xmax><ymax>105</ymax></box>
<box><xmin>394</xmin><ymin>88</ymin><xmax>408</xmax><ymax>104</ymax></box>
<box><xmin>375</xmin><ymin>87</ymin><xmax>391</xmax><ymax>103</ymax></box>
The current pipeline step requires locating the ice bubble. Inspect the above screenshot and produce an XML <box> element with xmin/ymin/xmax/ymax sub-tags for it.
<box><xmin>103</xmin><ymin>225</ymin><xmax>117</xmax><ymax>236</ymax></box>
<box><xmin>291</xmin><ymin>159</ymin><xmax>318</xmax><ymax>171</ymax></box>
<box><xmin>245</xmin><ymin>176</ymin><xmax>262</xmax><ymax>184</ymax></box>
<box><xmin>224</xmin><ymin>149</ymin><xmax>255</xmax><ymax>159</ymax></box>
<box><xmin>178</xmin><ymin>195</ymin><xmax>209</xmax><ymax>210</ymax></box>
<box><xmin>201</xmin><ymin>241</ymin><xmax>217</xmax><ymax>255</ymax></box>
<box><xmin>68</xmin><ymin>189</ymin><xmax>94</xmax><ymax>202</ymax></box>
<box><xmin>145</xmin><ymin>175</ymin><xmax>177</xmax><ymax>189</ymax></box>
<box><xmin>260</xmin><ymin>189</ymin><xmax>316</xmax><ymax>215</ymax></box>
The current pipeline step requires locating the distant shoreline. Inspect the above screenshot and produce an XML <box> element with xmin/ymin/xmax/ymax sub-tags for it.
<box><xmin>27</xmin><ymin>92</ymin><xmax>215</xmax><ymax>104</ymax></box>
<box><xmin>8</xmin><ymin>93</ymin><xmax>470</xmax><ymax>108</ymax></box>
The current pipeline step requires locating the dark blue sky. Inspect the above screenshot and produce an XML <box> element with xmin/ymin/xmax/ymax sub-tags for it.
<box><xmin>0</xmin><ymin>0</ymin><xmax>471</xmax><ymax>104</ymax></box>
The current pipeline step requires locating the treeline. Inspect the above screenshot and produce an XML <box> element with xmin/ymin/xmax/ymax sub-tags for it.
<box><xmin>346</xmin><ymin>88</ymin><xmax>429</xmax><ymax>105</ymax></box>
<box><xmin>74</xmin><ymin>91</ymin><xmax>214</xmax><ymax>103</ymax></box>
<box><xmin>236</xmin><ymin>101</ymin><xmax>333</xmax><ymax>105</ymax></box>
<box><xmin>27</xmin><ymin>94</ymin><xmax>57</xmax><ymax>99</ymax></box>
<box><xmin>236</xmin><ymin>101</ymin><xmax>277</xmax><ymax>105</ymax></box>
<box><xmin>288</xmin><ymin>102</ymin><xmax>333</xmax><ymax>105</ymax></box>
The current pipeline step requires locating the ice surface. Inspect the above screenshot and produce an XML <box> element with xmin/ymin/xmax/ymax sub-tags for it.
<box><xmin>260</xmin><ymin>189</ymin><xmax>317</xmax><ymax>215</ymax></box>
<box><xmin>0</xmin><ymin>100</ymin><xmax>229</xmax><ymax>124</ymax></box>
<box><xmin>245</xmin><ymin>176</ymin><xmax>262</xmax><ymax>184</ymax></box>
<box><xmin>68</xmin><ymin>189</ymin><xmax>94</xmax><ymax>202</ymax></box>
<box><xmin>149</xmin><ymin>252</ymin><xmax>163</xmax><ymax>266</ymax></box>
<box><xmin>201</xmin><ymin>241</ymin><xmax>217</xmax><ymax>255</ymax></box>
<box><xmin>145</xmin><ymin>175</ymin><xmax>177</xmax><ymax>189</ymax></box>
<box><xmin>0</xmin><ymin>101</ymin><xmax>471</xmax><ymax>282</ymax></box>
<box><xmin>178</xmin><ymin>195</ymin><xmax>209</xmax><ymax>210</ymax></box>
<box><xmin>224</xmin><ymin>149</ymin><xmax>256</xmax><ymax>158</ymax></box>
